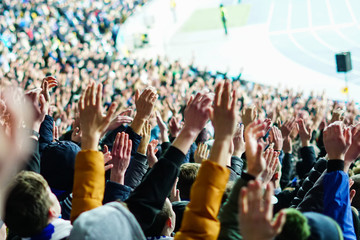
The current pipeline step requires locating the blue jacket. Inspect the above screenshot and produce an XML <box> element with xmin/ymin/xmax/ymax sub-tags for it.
<box><xmin>323</xmin><ymin>160</ymin><xmax>356</xmax><ymax>240</ymax></box>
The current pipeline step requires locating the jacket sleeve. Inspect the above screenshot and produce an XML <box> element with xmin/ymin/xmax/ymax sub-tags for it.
<box><xmin>230</xmin><ymin>156</ymin><xmax>244</xmax><ymax>176</ymax></box>
<box><xmin>291</xmin><ymin>158</ymin><xmax>327</xmax><ymax>209</ymax></box>
<box><xmin>323</xmin><ymin>160</ymin><xmax>357</xmax><ymax>240</ymax></box>
<box><xmin>280</xmin><ymin>153</ymin><xmax>293</xmax><ymax>189</ymax></box>
<box><xmin>125</xmin><ymin>146</ymin><xmax>185</xmax><ymax>233</ymax></box>
<box><xmin>70</xmin><ymin>150</ymin><xmax>105</xmax><ymax>223</ymax></box>
<box><xmin>39</xmin><ymin>115</ymin><xmax>54</xmax><ymax>153</ymax></box>
<box><xmin>218</xmin><ymin>172</ymin><xmax>255</xmax><ymax>240</ymax></box>
<box><xmin>103</xmin><ymin>181</ymin><xmax>132</xmax><ymax>204</ymax></box>
<box><xmin>174</xmin><ymin>160</ymin><xmax>230</xmax><ymax>240</ymax></box>
<box><xmin>296</xmin><ymin>146</ymin><xmax>316</xmax><ymax>180</ymax></box>
<box><xmin>124</xmin><ymin>152</ymin><xmax>148</xmax><ymax>189</ymax></box>
<box><xmin>24</xmin><ymin>139</ymin><xmax>41</xmax><ymax>173</ymax></box>
<box><xmin>100</xmin><ymin>125</ymin><xmax>127</xmax><ymax>150</ymax></box>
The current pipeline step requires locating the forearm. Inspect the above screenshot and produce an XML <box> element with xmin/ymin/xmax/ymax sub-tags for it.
<box><xmin>125</xmin><ymin>146</ymin><xmax>185</xmax><ymax>232</ymax></box>
<box><xmin>124</xmin><ymin>153</ymin><xmax>148</xmax><ymax>189</ymax></box>
<box><xmin>172</xmin><ymin>126</ymin><xmax>198</xmax><ymax>155</ymax></box>
<box><xmin>70</xmin><ymin>150</ymin><xmax>105</xmax><ymax>223</ymax></box>
<box><xmin>218</xmin><ymin>172</ymin><xmax>255</xmax><ymax>240</ymax></box>
<box><xmin>24</xmin><ymin>139</ymin><xmax>41</xmax><ymax>173</ymax></box>
<box><xmin>130</xmin><ymin>115</ymin><xmax>146</xmax><ymax>135</ymax></box>
<box><xmin>175</xmin><ymin>160</ymin><xmax>230</xmax><ymax>240</ymax></box>
<box><xmin>103</xmin><ymin>181</ymin><xmax>132</xmax><ymax>204</ymax></box>
<box><xmin>81</xmin><ymin>134</ymin><xmax>100</xmax><ymax>151</ymax></box>
<box><xmin>209</xmin><ymin>137</ymin><xmax>232</xmax><ymax>167</ymax></box>
<box><xmin>323</xmin><ymin>160</ymin><xmax>356</xmax><ymax>240</ymax></box>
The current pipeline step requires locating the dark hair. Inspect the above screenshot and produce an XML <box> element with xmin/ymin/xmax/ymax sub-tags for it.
<box><xmin>177</xmin><ymin>163</ymin><xmax>200</xmax><ymax>200</ymax></box>
<box><xmin>145</xmin><ymin>199</ymin><xmax>173</xmax><ymax>237</ymax></box>
<box><xmin>4</xmin><ymin>171</ymin><xmax>52</xmax><ymax>237</ymax></box>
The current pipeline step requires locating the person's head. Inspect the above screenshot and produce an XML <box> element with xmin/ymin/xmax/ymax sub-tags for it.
<box><xmin>275</xmin><ymin>209</ymin><xmax>311</xmax><ymax>240</ymax></box>
<box><xmin>177</xmin><ymin>163</ymin><xmax>200</xmax><ymax>200</ymax></box>
<box><xmin>275</xmin><ymin>210</ymin><xmax>343</xmax><ymax>240</ymax></box>
<box><xmin>4</xmin><ymin>171</ymin><xmax>61</xmax><ymax>237</ymax></box>
<box><xmin>41</xmin><ymin>141</ymin><xmax>81</xmax><ymax>199</ymax></box>
<box><xmin>145</xmin><ymin>198</ymin><xmax>176</xmax><ymax>237</ymax></box>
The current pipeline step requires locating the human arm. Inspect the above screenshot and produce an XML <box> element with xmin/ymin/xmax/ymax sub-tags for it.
<box><xmin>194</xmin><ymin>143</ymin><xmax>209</xmax><ymax>164</ymax></box>
<box><xmin>70</xmin><ymin>82</ymin><xmax>117</xmax><ymax>223</ymax></box>
<box><xmin>156</xmin><ymin>110</ymin><xmax>170</xmax><ymax>143</ymax></box>
<box><xmin>125</xmin><ymin>92</ymin><xmax>212</xmax><ymax>233</ymax></box>
<box><xmin>238</xmin><ymin>181</ymin><xmax>286</xmax><ymax>240</ymax></box>
<box><xmin>232</xmin><ymin>124</ymin><xmax>245</xmax><ymax>158</ymax></box>
<box><xmin>323</xmin><ymin>122</ymin><xmax>356</xmax><ymax>240</ymax></box>
<box><xmin>175</xmin><ymin>80</ymin><xmax>235</xmax><ymax>240</ymax></box>
<box><xmin>103</xmin><ymin>132</ymin><xmax>133</xmax><ymax>204</ymax></box>
<box><xmin>297</xmin><ymin>119</ymin><xmax>316</xmax><ymax>179</ymax></box>
<box><xmin>218</xmin><ymin>119</ymin><xmax>267</xmax><ymax>239</ymax></box>
<box><xmin>130</xmin><ymin>87</ymin><xmax>157</xmax><ymax>135</ymax></box>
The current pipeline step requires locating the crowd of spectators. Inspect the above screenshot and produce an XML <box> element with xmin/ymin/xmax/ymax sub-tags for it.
<box><xmin>1</xmin><ymin>0</ymin><xmax>360</xmax><ymax>240</ymax></box>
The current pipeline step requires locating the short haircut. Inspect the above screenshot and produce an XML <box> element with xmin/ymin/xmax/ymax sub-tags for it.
<box><xmin>177</xmin><ymin>163</ymin><xmax>200</xmax><ymax>200</ymax></box>
<box><xmin>4</xmin><ymin>171</ymin><xmax>52</xmax><ymax>237</ymax></box>
<box><xmin>145</xmin><ymin>199</ymin><xmax>173</xmax><ymax>237</ymax></box>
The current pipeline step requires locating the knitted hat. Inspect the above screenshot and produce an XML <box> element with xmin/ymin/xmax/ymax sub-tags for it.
<box><xmin>69</xmin><ymin>201</ymin><xmax>146</xmax><ymax>240</ymax></box>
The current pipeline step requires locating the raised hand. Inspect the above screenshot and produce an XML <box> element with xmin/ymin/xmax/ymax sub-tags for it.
<box><xmin>297</xmin><ymin>118</ymin><xmax>313</xmax><ymax>147</ymax></box>
<box><xmin>233</xmin><ymin>124</ymin><xmax>245</xmax><ymax>158</ymax></box>
<box><xmin>155</xmin><ymin>110</ymin><xmax>169</xmax><ymax>143</ymax></box>
<box><xmin>280</xmin><ymin>118</ymin><xmax>296</xmax><ymax>139</ymax></box>
<box><xmin>209</xmin><ymin>81</ymin><xmax>237</xmax><ymax>140</ymax></box>
<box><xmin>78</xmin><ymin>82</ymin><xmax>117</xmax><ymax>150</ymax></box>
<box><xmin>269</xmin><ymin>126</ymin><xmax>283</xmax><ymax>151</ymax></box>
<box><xmin>110</xmin><ymin>132</ymin><xmax>132</xmax><ymax>184</ymax></box>
<box><xmin>244</xmin><ymin>119</ymin><xmax>267</xmax><ymax>177</ymax></box>
<box><xmin>183</xmin><ymin>93</ymin><xmax>212</xmax><ymax>134</ymax></box>
<box><xmin>0</xmin><ymin>89</ymin><xmax>34</xmax><ymax>215</ymax></box>
<box><xmin>105</xmin><ymin>114</ymin><xmax>133</xmax><ymax>132</ymax></box>
<box><xmin>261</xmin><ymin>148</ymin><xmax>279</xmax><ymax>185</ymax></box>
<box><xmin>147</xmin><ymin>139</ymin><xmax>159</xmax><ymax>168</ymax></box>
<box><xmin>238</xmin><ymin>181</ymin><xmax>286</xmax><ymax>240</ymax></box>
<box><xmin>330</xmin><ymin>109</ymin><xmax>344</xmax><ymax>124</ymax></box>
<box><xmin>171</xmin><ymin>92</ymin><xmax>212</xmax><ymax>155</ymax></box>
<box><xmin>131</xmin><ymin>87</ymin><xmax>158</xmax><ymax>134</ymax></box>
<box><xmin>25</xmin><ymin>91</ymin><xmax>48</xmax><ymax>133</ymax></box>
<box><xmin>137</xmin><ymin>120</ymin><xmax>151</xmax><ymax>155</ymax></box>
<box><xmin>103</xmin><ymin>145</ymin><xmax>113</xmax><ymax>171</ymax></box>
<box><xmin>207</xmin><ymin>81</ymin><xmax>237</xmax><ymax>166</ymax></box>
<box><xmin>241</xmin><ymin>106</ymin><xmax>257</xmax><ymax>129</ymax></box>
<box><xmin>169</xmin><ymin>116</ymin><xmax>182</xmax><ymax>138</ymax></box>
<box><xmin>345</xmin><ymin>125</ymin><xmax>360</xmax><ymax>166</ymax></box>
<box><xmin>323</xmin><ymin>121</ymin><xmax>351</xmax><ymax>161</ymax></box>
<box><xmin>71</xmin><ymin>127</ymin><xmax>82</xmax><ymax>143</ymax></box>
<box><xmin>194</xmin><ymin>142</ymin><xmax>210</xmax><ymax>163</ymax></box>
<box><xmin>52</xmin><ymin>122</ymin><xmax>59</xmax><ymax>142</ymax></box>
<box><xmin>169</xmin><ymin>178</ymin><xmax>181</xmax><ymax>202</ymax></box>
<box><xmin>41</xmin><ymin>76</ymin><xmax>58</xmax><ymax>103</ymax></box>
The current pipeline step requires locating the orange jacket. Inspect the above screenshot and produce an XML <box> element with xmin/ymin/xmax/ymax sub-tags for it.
<box><xmin>70</xmin><ymin>150</ymin><xmax>105</xmax><ymax>223</ymax></box>
<box><xmin>175</xmin><ymin>160</ymin><xmax>230</xmax><ymax>240</ymax></box>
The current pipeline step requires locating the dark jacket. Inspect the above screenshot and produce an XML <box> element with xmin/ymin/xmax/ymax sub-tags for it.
<box><xmin>296</xmin><ymin>146</ymin><xmax>317</xmax><ymax>180</ymax></box>
<box><xmin>125</xmin><ymin>146</ymin><xmax>185</xmax><ymax>233</ymax></box>
<box><xmin>218</xmin><ymin>172</ymin><xmax>255</xmax><ymax>240</ymax></box>
<box><xmin>291</xmin><ymin>158</ymin><xmax>327</xmax><ymax>209</ymax></box>
<box><xmin>323</xmin><ymin>160</ymin><xmax>356</xmax><ymax>240</ymax></box>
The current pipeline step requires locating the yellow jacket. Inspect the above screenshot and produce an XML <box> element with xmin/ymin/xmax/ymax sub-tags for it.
<box><xmin>70</xmin><ymin>150</ymin><xmax>105</xmax><ymax>223</ymax></box>
<box><xmin>175</xmin><ymin>160</ymin><xmax>230</xmax><ymax>240</ymax></box>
